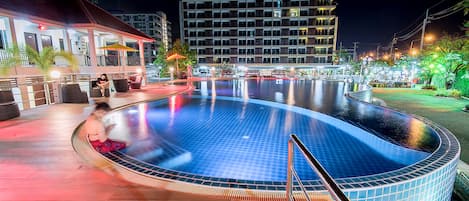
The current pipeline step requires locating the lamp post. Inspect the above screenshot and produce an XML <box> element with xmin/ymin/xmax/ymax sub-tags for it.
<box><xmin>169</xmin><ymin>67</ymin><xmax>174</xmax><ymax>80</ymax></box>
<box><xmin>410</xmin><ymin>39</ymin><xmax>419</xmax><ymax>50</ymax></box>
<box><xmin>158</xmin><ymin>66</ymin><xmax>162</xmax><ymax>82</ymax></box>
<box><xmin>410</xmin><ymin>34</ymin><xmax>435</xmax><ymax>50</ymax></box>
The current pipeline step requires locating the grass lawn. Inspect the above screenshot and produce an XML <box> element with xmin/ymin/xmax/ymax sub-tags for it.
<box><xmin>372</xmin><ymin>88</ymin><xmax>469</xmax><ymax>163</ymax></box>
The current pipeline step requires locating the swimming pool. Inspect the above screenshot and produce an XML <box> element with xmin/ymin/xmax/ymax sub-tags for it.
<box><xmin>100</xmin><ymin>80</ymin><xmax>459</xmax><ymax>201</ymax></box>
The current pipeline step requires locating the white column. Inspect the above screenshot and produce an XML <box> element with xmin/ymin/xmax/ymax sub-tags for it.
<box><xmin>138</xmin><ymin>40</ymin><xmax>144</xmax><ymax>67</ymax></box>
<box><xmin>7</xmin><ymin>17</ymin><xmax>18</xmax><ymax>76</ymax></box>
<box><xmin>118</xmin><ymin>36</ymin><xmax>126</xmax><ymax>74</ymax></box>
<box><xmin>7</xmin><ymin>17</ymin><xmax>17</xmax><ymax>45</ymax></box>
<box><xmin>87</xmin><ymin>29</ymin><xmax>98</xmax><ymax>75</ymax></box>
<box><xmin>64</xmin><ymin>29</ymin><xmax>72</xmax><ymax>53</ymax></box>
<box><xmin>138</xmin><ymin>39</ymin><xmax>145</xmax><ymax>86</ymax></box>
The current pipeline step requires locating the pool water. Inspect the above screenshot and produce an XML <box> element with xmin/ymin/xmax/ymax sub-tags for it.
<box><xmin>110</xmin><ymin>80</ymin><xmax>432</xmax><ymax>181</ymax></box>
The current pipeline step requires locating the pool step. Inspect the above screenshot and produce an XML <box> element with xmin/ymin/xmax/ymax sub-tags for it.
<box><xmin>135</xmin><ymin>148</ymin><xmax>163</xmax><ymax>161</ymax></box>
<box><xmin>147</xmin><ymin>139</ymin><xmax>192</xmax><ymax>169</ymax></box>
<box><xmin>124</xmin><ymin>137</ymin><xmax>192</xmax><ymax>169</ymax></box>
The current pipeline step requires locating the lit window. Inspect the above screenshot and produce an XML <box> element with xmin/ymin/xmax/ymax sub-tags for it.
<box><xmin>274</xmin><ymin>10</ymin><xmax>281</xmax><ymax>17</ymax></box>
<box><xmin>289</xmin><ymin>8</ymin><xmax>299</xmax><ymax>17</ymax></box>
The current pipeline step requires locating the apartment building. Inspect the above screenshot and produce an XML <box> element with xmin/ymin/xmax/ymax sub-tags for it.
<box><xmin>180</xmin><ymin>0</ymin><xmax>338</xmax><ymax>71</ymax></box>
<box><xmin>114</xmin><ymin>12</ymin><xmax>172</xmax><ymax>64</ymax></box>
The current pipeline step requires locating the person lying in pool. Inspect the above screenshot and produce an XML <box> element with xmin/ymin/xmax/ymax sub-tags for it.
<box><xmin>84</xmin><ymin>102</ymin><xmax>127</xmax><ymax>153</ymax></box>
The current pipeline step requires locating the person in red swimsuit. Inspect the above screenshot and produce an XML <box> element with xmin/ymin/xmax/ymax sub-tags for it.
<box><xmin>84</xmin><ymin>102</ymin><xmax>126</xmax><ymax>153</ymax></box>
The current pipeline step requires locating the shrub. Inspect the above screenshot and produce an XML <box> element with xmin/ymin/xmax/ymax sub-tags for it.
<box><xmin>422</xmin><ymin>85</ymin><xmax>437</xmax><ymax>90</ymax></box>
<box><xmin>450</xmin><ymin>90</ymin><xmax>461</xmax><ymax>98</ymax></box>
<box><xmin>434</xmin><ymin>90</ymin><xmax>449</xmax><ymax>97</ymax></box>
<box><xmin>465</xmin><ymin>104</ymin><xmax>469</xmax><ymax>110</ymax></box>
<box><xmin>453</xmin><ymin>72</ymin><xmax>469</xmax><ymax>97</ymax></box>
<box><xmin>434</xmin><ymin>89</ymin><xmax>462</xmax><ymax>98</ymax></box>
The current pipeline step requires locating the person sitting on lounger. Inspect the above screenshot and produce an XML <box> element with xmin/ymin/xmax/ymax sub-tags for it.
<box><xmin>84</xmin><ymin>102</ymin><xmax>127</xmax><ymax>153</ymax></box>
<box><xmin>97</xmin><ymin>74</ymin><xmax>110</xmax><ymax>97</ymax></box>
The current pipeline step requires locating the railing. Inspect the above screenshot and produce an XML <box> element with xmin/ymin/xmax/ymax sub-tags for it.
<box><xmin>455</xmin><ymin>167</ymin><xmax>469</xmax><ymax>200</ymax></box>
<box><xmin>74</xmin><ymin>54</ymin><xmax>91</xmax><ymax>66</ymax></box>
<box><xmin>0</xmin><ymin>49</ymin><xmax>30</xmax><ymax>65</ymax></box>
<box><xmin>0</xmin><ymin>51</ymin><xmax>143</xmax><ymax>68</ymax></box>
<box><xmin>127</xmin><ymin>56</ymin><xmax>141</xmax><ymax>66</ymax></box>
<box><xmin>1</xmin><ymin>72</ymin><xmax>142</xmax><ymax>111</ymax></box>
<box><xmin>346</xmin><ymin>84</ymin><xmax>373</xmax><ymax>103</ymax></box>
<box><xmin>287</xmin><ymin>134</ymin><xmax>349</xmax><ymax>201</ymax></box>
<box><xmin>1</xmin><ymin>77</ymin><xmax>59</xmax><ymax>110</ymax></box>
<box><xmin>102</xmin><ymin>55</ymin><xmax>119</xmax><ymax>66</ymax></box>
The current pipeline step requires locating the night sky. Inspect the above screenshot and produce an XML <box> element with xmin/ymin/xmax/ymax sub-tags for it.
<box><xmin>98</xmin><ymin>0</ymin><xmax>465</xmax><ymax>53</ymax></box>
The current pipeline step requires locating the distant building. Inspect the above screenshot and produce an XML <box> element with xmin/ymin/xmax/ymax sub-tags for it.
<box><xmin>180</xmin><ymin>0</ymin><xmax>338</xmax><ymax>72</ymax></box>
<box><xmin>114</xmin><ymin>12</ymin><xmax>172</xmax><ymax>65</ymax></box>
<box><xmin>89</xmin><ymin>0</ymin><xmax>99</xmax><ymax>4</ymax></box>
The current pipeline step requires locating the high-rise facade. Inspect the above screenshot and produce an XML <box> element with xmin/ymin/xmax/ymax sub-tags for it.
<box><xmin>114</xmin><ymin>12</ymin><xmax>172</xmax><ymax>64</ymax></box>
<box><xmin>180</xmin><ymin>0</ymin><xmax>338</xmax><ymax>69</ymax></box>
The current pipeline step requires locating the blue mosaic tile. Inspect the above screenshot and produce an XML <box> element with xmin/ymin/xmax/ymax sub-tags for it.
<box><xmin>94</xmin><ymin>80</ymin><xmax>458</xmax><ymax>201</ymax></box>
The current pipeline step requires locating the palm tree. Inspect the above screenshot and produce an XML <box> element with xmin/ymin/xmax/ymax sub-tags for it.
<box><xmin>1</xmin><ymin>44</ymin><xmax>79</xmax><ymax>110</ymax></box>
<box><xmin>25</xmin><ymin>46</ymin><xmax>78</xmax><ymax>79</ymax></box>
<box><xmin>1</xmin><ymin>45</ymin><xmax>78</xmax><ymax>78</ymax></box>
<box><xmin>0</xmin><ymin>45</ymin><xmax>22</xmax><ymax>75</ymax></box>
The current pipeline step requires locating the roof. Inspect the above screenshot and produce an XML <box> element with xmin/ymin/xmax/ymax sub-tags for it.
<box><xmin>0</xmin><ymin>0</ymin><xmax>153</xmax><ymax>41</ymax></box>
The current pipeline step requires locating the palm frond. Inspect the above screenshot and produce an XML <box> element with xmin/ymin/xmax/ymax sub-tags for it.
<box><xmin>0</xmin><ymin>45</ymin><xmax>22</xmax><ymax>76</ymax></box>
<box><xmin>25</xmin><ymin>45</ymin><xmax>41</xmax><ymax>65</ymax></box>
<box><xmin>56</xmin><ymin>51</ymin><xmax>78</xmax><ymax>71</ymax></box>
<box><xmin>38</xmin><ymin>47</ymin><xmax>56</xmax><ymax>74</ymax></box>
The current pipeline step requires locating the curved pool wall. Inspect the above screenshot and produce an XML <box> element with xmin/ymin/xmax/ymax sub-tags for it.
<box><xmin>90</xmin><ymin>80</ymin><xmax>459</xmax><ymax>201</ymax></box>
<box><xmin>341</xmin><ymin>84</ymin><xmax>459</xmax><ymax>201</ymax></box>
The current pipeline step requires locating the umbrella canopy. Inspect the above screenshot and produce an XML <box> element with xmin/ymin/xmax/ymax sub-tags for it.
<box><xmin>99</xmin><ymin>43</ymin><xmax>138</xmax><ymax>52</ymax></box>
<box><xmin>166</xmin><ymin>53</ymin><xmax>186</xmax><ymax>76</ymax></box>
<box><xmin>166</xmin><ymin>53</ymin><xmax>186</xmax><ymax>61</ymax></box>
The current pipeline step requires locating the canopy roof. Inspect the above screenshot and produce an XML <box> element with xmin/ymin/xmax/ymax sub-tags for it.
<box><xmin>0</xmin><ymin>0</ymin><xmax>153</xmax><ymax>41</ymax></box>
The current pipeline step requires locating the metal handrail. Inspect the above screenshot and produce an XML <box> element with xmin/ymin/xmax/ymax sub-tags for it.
<box><xmin>287</xmin><ymin>134</ymin><xmax>349</xmax><ymax>201</ymax></box>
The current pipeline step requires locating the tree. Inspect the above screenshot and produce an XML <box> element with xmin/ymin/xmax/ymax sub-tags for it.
<box><xmin>168</xmin><ymin>40</ymin><xmax>197</xmax><ymax>72</ymax></box>
<box><xmin>1</xmin><ymin>45</ymin><xmax>77</xmax><ymax>78</ymax></box>
<box><xmin>0</xmin><ymin>45</ymin><xmax>22</xmax><ymax>75</ymax></box>
<box><xmin>153</xmin><ymin>45</ymin><xmax>169</xmax><ymax>77</ymax></box>
<box><xmin>419</xmin><ymin>55</ymin><xmax>444</xmax><ymax>86</ymax></box>
<box><xmin>333</xmin><ymin>49</ymin><xmax>351</xmax><ymax>65</ymax></box>
<box><xmin>373</xmin><ymin>59</ymin><xmax>393</xmax><ymax>67</ymax></box>
<box><xmin>420</xmin><ymin>35</ymin><xmax>469</xmax><ymax>88</ymax></box>
<box><xmin>349</xmin><ymin>61</ymin><xmax>361</xmax><ymax>74</ymax></box>
<box><xmin>155</xmin><ymin>40</ymin><xmax>197</xmax><ymax>78</ymax></box>
<box><xmin>393</xmin><ymin>55</ymin><xmax>413</xmax><ymax>71</ymax></box>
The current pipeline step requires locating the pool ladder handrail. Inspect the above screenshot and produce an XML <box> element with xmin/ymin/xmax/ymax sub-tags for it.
<box><xmin>287</xmin><ymin>134</ymin><xmax>350</xmax><ymax>201</ymax></box>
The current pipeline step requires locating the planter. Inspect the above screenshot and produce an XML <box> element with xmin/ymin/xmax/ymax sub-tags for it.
<box><xmin>0</xmin><ymin>90</ymin><xmax>20</xmax><ymax>121</ymax></box>
<box><xmin>113</xmin><ymin>79</ymin><xmax>129</xmax><ymax>92</ymax></box>
<box><xmin>128</xmin><ymin>76</ymin><xmax>141</xmax><ymax>89</ymax></box>
<box><xmin>61</xmin><ymin>84</ymin><xmax>89</xmax><ymax>103</ymax></box>
<box><xmin>130</xmin><ymin>82</ymin><xmax>141</xmax><ymax>89</ymax></box>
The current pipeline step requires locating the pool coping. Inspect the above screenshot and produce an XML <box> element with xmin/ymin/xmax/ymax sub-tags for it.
<box><xmin>72</xmin><ymin>80</ymin><xmax>461</xmax><ymax>196</ymax></box>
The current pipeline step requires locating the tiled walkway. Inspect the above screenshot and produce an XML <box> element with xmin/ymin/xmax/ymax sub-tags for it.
<box><xmin>0</xmin><ymin>83</ymin><xmax>241</xmax><ymax>201</ymax></box>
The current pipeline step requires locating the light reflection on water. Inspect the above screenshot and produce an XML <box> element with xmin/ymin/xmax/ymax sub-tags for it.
<box><xmin>193</xmin><ymin>79</ymin><xmax>438</xmax><ymax>152</ymax></box>
<box><xmin>111</xmin><ymin>79</ymin><xmax>439</xmax><ymax>181</ymax></box>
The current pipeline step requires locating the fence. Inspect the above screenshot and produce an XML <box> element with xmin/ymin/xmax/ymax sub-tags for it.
<box><xmin>0</xmin><ymin>72</ymin><xmax>143</xmax><ymax>111</ymax></box>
